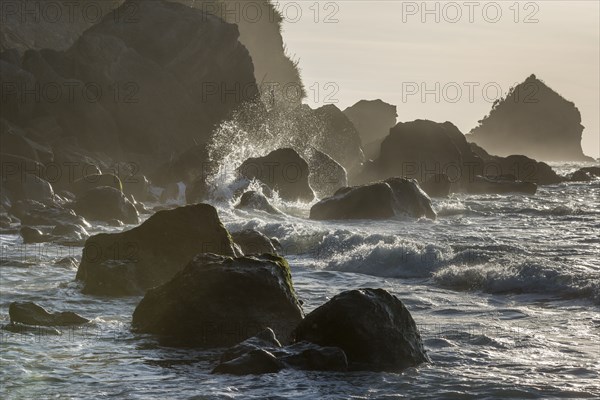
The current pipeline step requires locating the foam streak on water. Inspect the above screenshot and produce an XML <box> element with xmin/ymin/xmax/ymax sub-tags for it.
<box><xmin>1</xmin><ymin>164</ymin><xmax>599</xmax><ymax>399</ymax></box>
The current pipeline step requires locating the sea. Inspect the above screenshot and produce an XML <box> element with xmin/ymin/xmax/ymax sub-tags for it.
<box><xmin>1</xmin><ymin>162</ymin><xmax>599</xmax><ymax>399</ymax></box>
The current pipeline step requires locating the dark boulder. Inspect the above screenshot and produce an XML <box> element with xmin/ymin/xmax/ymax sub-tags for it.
<box><xmin>19</xmin><ymin>226</ymin><xmax>51</xmax><ymax>244</ymax></box>
<box><xmin>9</xmin><ymin>302</ymin><xmax>89</xmax><ymax>326</ymax></box>
<box><xmin>569</xmin><ymin>166</ymin><xmax>600</xmax><ymax>182</ymax></box>
<box><xmin>371</xmin><ymin>120</ymin><xmax>469</xmax><ymax>184</ymax></box>
<box><xmin>238</xmin><ymin>149</ymin><xmax>314</xmax><ymax>202</ymax></box>
<box><xmin>131</xmin><ymin>253</ymin><xmax>303</xmax><ymax>347</ymax></box>
<box><xmin>11</xmin><ymin>199</ymin><xmax>89</xmax><ymax>227</ymax></box>
<box><xmin>231</xmin><ymin>229</ymin><xmax>279</xmax><ymax>255</ymax></box>
<box><xmin>310</xmin><ymin>183</ymin><xmax>395</xmax><ymax>221</ymax></box>
<box><xmin>52</xmin><ymin>223</ymin><xmax>90</xmax><ymax>244</ymax></box>
<box><xmin>235</xmin><ymin>191</ymin><xmax>282</xmax><ymax>215</ymax></box>
<box><xmin>293</xmin><ymin>288</ymin><xmax>428</xmax><ymax>372</ymax></box>
<box><xmin>72</xmin><ymin>186</ymin><xmax>139</xmax><ymax>225</ymax></box>
<box><xmin>310</xmin><ymin>179</ymin><xmax>435</xmax><ymax>221</ymax></box>
<box><xmin>76</xmin><ymin>204</ymin><xmax>236</xmax><ymax>296</ymax></box>
<box><xmin>305</xmin><ymin>148</ymin><xmax>348</xmax><ymax>199</ymax></box>
<box><xmin>384</xmin><ymin>178</ymin><xmax>436</xmax><ymax>220</ymax></box>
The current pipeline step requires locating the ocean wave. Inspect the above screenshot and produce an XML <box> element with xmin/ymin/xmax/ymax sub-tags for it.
<box><xmin>433</xmin><ymin>262</ymin><xmax>600</xmax><ymax>304</ymax></box>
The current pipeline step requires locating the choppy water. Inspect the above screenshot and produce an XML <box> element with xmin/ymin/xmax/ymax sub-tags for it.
<box><xmin>1</xmin><ymin>163</ymin><xmax>599</xmax><ymax>399</ymax></box>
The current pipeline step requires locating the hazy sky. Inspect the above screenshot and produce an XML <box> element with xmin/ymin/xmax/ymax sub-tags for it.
<box><xmin>277</xmin><ymin>0</ymin><xmax>600</xmax><ymax>158</ymax></box>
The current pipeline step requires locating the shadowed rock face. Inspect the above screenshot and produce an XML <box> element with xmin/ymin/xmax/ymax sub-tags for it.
<box><xmin>238</xmin><ymin>148</ymin><xmax>315</xmax><ymax>202</ymax></box>
<box><xmin>343</xmin><ymin>99</ymin><xmax>398</xmax><ymax>160</ymax></box>
<box><xmin>1</xmin><ymin>0</ymin><xmax>258</xmax><ymax>171</ymax></box>
<box><xmin>76</xmin><ymin>204</ymin><xmax>236</xmax><ymax>296</ymax></box>
<box><xmin>310</xmin><ymin>178</ymin><xmax>435</xmax><ymax>221</ymax></box>
<box><xmin>293</xmin><ymin>288</ymin><xmax>428</xmax><ymax>372</ymax></box>
<box><xmin>468</xmin><ymin>74</ymin><xmax>593</xmax><ymax>162</ymax></box>
<box><xmin>1</xmin><ymin>0</ymin><xmax>303</xmax><ymax>103</ymax></box>
<box><xmin>132</xmin><ymin>253</ymin><xmax>304</xmax><ymax>347</ymax></box>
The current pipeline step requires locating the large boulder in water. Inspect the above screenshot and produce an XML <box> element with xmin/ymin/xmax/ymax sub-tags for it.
<box><xmin>468</xmin><ymin>74</ymin><xmax>593</xmax><ymax>162</ymax></box>
<box><xmin>76</xmin><ymin>204</ymin><xmax>236</xmax><ymax>296</ymax></box>
<box><xmin>72</xmin><ymin>187</ymin><xmax>139</xmax><ymax>225</ymax></box>
<box><xmin>343</xmin><ymin>99</ymin><xmax>398</xmax><ymax>160</ymax></box>
<box><xmin>293</xmin><ymin>288</ymin><xmax>428</xmax><ymax>372</ymax></box>
<box><xmin>131</xmin><ymin>253</ymin><xmax>304</xmax><ymax>347</ymax></box>
<box><xmin>9</xmin><ymin>302</ymin><xmax>89</xmax><ymax>326</ymax></box>
<box><xmin>304</xmin><ymin>148</ymin><xmax>348</xmax><ymax>199</ymax></box>
<box><xmin>231</xmin><ymin>229</ymin><xmax>279</xmax><ymax>255</ymax></box>
<box><xmin>310</xmin><ymin>183</ymin><xmax>395</xmax><ymax>220</ymax></box>
<box><xmin>238</xmin><ymin>149</ymin><xmax>314</xmax><ymax>202</ymax></box>
<box><xmin>366</xmin><ymin>120</ymin><xmax>478</xmax><ymax>185</ymax></box>
<box><xmin>310</xmin><ymin>178</ymin><xmax>435</xmax><ymax>221</ymax></box>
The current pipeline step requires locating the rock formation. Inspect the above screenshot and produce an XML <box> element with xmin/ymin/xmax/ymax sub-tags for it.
<box><xmin>343</xmin><ymin>99</ymin><xmax>398</xmax><ymax>160</ymax></box>
<box><xmin>468</xmin><ymin>74</ymin><xmax>593</xmax><ymax>161</ymax></box>
<box><xmin>76</xmin><ymin>204</ymin><xmax>236</xmax><ymax>296</ymax></box>
<box><xmin>131</xmin><ymin>253</ymin><xmax>304</xmax><ymax>347</ymax></box>
<box><xmin>293</xmin><ymin>288</ymin><xmax>428</xmax><ymax>372</ymax></box>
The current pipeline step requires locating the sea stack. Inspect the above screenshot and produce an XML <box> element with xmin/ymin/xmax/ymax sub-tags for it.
<box><xmin>468</xmin><ymin>74</ymin><xmax>593</xmax><ymax>162</ymax></box>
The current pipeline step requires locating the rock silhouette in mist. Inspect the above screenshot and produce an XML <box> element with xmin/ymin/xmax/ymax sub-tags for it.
<box><xmin>344</xmin><ymin>99</ymin><xmax>398</xmax><ymax>160</ymax></box>
<box><xmin>357</xmin><ymin>119</ymin><xmax>563</xmax><ymax>192</ymax></box>
<box><xmin>468</xmin><ymin>74</ymin><xmax>593</xmax><ymax>162</ymax></box>
<box><xmin>132</xmin><ymin>253</ymin><xmax>304</xmax><ymax>347</ymax></box>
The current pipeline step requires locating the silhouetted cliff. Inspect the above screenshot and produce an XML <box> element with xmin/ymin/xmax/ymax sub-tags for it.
<box><xmin>0</xmin><ymin>0</ymin><xmax>303</xmax><ymax>102</ymax></box>
<box><xmin>468</xmin><ymin>74</ymin><xmax>592</xmax><ymax>161</ymax></box>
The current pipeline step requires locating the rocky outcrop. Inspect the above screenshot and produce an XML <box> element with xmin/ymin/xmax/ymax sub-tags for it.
<box><xmin>304</xmin><ymin>148</ymin><xmax>348</xmax><ymax>199</ymax></box>
<box><xmin>569</xmin><ymin>166</ymin><xmax>600</xmax><ymax>182</ymax></box>
<box><xmin>1</xmin><ymin>0</ymin><xmax>258</xmax><ymax>176</ymax></box>
<box><xmin>131</xmin><ymin>254</ymin><xmax>304</xmax><ymax>347</ymax></box>
<box><xmin>231</xmin><ymin>229</ymin><xmax>279</xmax><ymax>255</ymax></box>
<box><xmin>72</xmin><ymin>187</ymin><xmax>139</xmax><ymax>225</ymax></box>
<box><xmin>358</xmin><ymin>119</ymin><xmax>564</xmax><ymax>192</ymax></box>
<box><xmin>212</xmin><ymin>328</ymin><xmax>347</xmax><ymax>375</ymax></box>
<box><xmin>343</xmin><ymin>100</ymin><xmax>397</xmax><ymax>160</ymax></box>
<box><xmin>310</xmin><ymin>178</ymin><xmax>435</xmax><ymax>221</ymax></box>
<box><xmin>9</xmin><ymin>302</ymin><xmax>89</xmax><ymax>326</ymax></box>
<box><xmin>238</xmin><ymin>149</ymin><xmax>314</xmax><ymax>202</ymax></box>
<box><xmin>365</xmin><ymin>120</ymin><xmax>478</xmax><ymax>185</ymax></box>
<box><xmin>76</xmin><ymin>204</ymin><xmax>236</xmax><ymax>296</ymax></box>
<box><xmin>235</xmin><ymin>191</ymin><xmax>283</xmax><ymax>215</ymax></box>
<box><xmin>310</xmin><ymin>183</ymin><xmax>395</xmax><ymax>220</ymax></box>
<box><xmin>293</xmin><ymin>288</ymin><xmax>428</xmax><ymax>372</ymax></box>
<box><xmin>468</xmin><ymin>74</ymin><xmax>593</xmax><ymax>161</ymax></box>
<box><xmin>313</xmin><ymin>105</ymin><xmax>364</xmax><ymax>173</ymax></box>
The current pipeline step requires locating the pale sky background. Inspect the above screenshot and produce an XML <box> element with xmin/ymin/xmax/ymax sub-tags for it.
<box><xmin>276</xmin><ymin>0</ymin><xmax>600</xmax><ymax>158</ymax></box>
